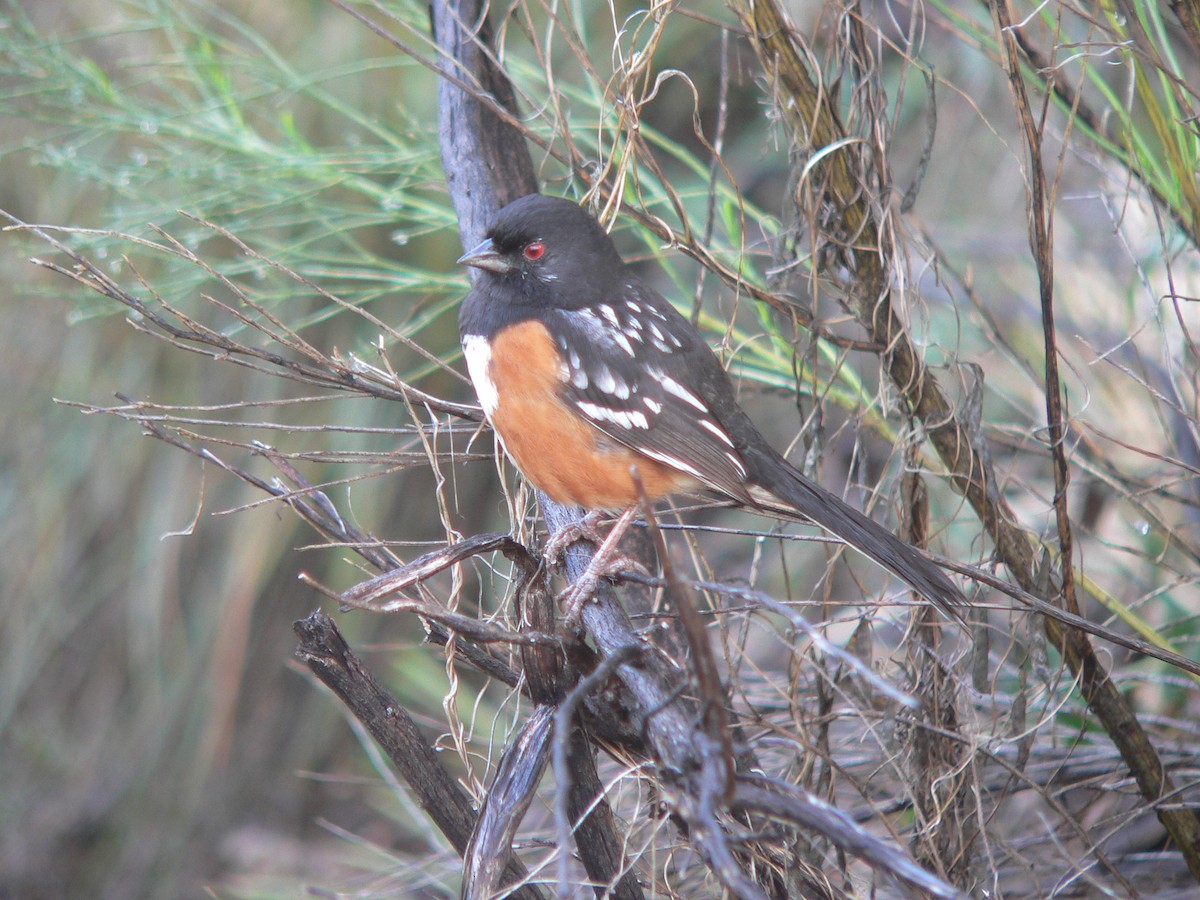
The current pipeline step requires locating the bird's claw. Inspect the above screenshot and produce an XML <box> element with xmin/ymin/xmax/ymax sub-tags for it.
<box><xmin>559</xmin><ymin>551</ymin><xmax>651</xmax><ymax>633</ymax></box>
<box><xmin>551</xmin><ymin>506</ymin><xmax>646</xmax><ymax>633</ymax></box>
<box><xmin>543</xmin><ymin>510</ymin><xmax>609</xmax><ymax>568</ymax></box>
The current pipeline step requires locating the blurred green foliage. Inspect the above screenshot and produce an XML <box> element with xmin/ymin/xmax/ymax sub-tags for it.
<box><xmin>3</xmin><ymin>0</ymin><xmax>1199</xmax><ymax>896</ymax></box>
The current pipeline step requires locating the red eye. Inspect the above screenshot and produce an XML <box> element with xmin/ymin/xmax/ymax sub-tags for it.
<box><xmin>523</xmin><ymin>241</ymin><xmax>545</xmax><ymax>261</ymax></box>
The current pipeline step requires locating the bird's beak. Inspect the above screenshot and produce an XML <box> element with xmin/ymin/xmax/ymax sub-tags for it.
<box><xmin>457</xmin><ymin>237</ymin><xmax>512</xmax><ymax>275</ymax></box>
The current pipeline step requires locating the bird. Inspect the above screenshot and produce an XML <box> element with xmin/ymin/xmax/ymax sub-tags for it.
<box><xmin>457</xmin><ymin>193</ymin><xmax>964</xmax><ymax>619</ymax></box>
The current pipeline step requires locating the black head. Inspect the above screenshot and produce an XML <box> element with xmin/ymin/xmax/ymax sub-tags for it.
<box><xmin>457</xmin><ymin>194</ymin><xmax>624</xmax><ymax>309</ymax></box>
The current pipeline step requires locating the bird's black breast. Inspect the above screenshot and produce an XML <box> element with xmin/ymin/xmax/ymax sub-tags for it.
<box><xmin>458</xmin><ymin>278</ymin><xmax>542</xmax><ymax>341</ymax></box>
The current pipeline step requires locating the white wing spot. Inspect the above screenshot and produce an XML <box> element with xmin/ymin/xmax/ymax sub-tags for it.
<box><xmin>576</xmin><ymin>400</ymin><xmax>612</xmax><ymax>425</ymax></box>
<box><xmin>652</xmin><ymin>368</ymin><xmax>709</xmax><ymax>412</ymax></box>
<box><xmin>577</xmin><ymin>401</ymin><xmax>648</xmax><ymax>431</ymax></box>
<box><xmin>599</xmin><ymin>304</ymin><xmax>619</xmax><ymax>327</ymax></box>
<box><xmin>610</xmin><ymin>330</ymin><xmax>636</xmax><ymax>356</ymax></box>
<box><xmin>644</xmin><ymin>396</ymin><xmax>662</xmax><ymax>414</ymax></box>
<box><xmin>594</xmin><ymin>363</ymin><xmax>618</xmax><ymax>395</ymax></box>
<box><xmin>637</xmin><ymin>446</ymin><xmax>706</xmax><ymax>481</ymax></box>
<box><xmin>724</xmin><ymin>451</ymin><xmax>748</xmax><ymax>478</ymax></box>
<box><xmin>647</xmin><ymin>321</ymin><xmax>678</xmax><ymax>353</ymax></box>
<box><xmin>698</xmin><ymin>417</ymin><xmax>736</xmax><ymax>448</ymax></box>
<box><xmin>462</xmin><ymin>334</ymin><xmax>498</xmax><ymax>417</ymax></box>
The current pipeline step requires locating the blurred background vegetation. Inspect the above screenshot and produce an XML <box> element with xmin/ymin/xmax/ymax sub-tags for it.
<box><xmin>2</xmin><ymin>0</ymin><xmax>1199</xmax><ymax>896</ymax></box>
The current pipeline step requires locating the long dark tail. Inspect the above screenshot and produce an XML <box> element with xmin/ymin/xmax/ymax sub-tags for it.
<box><xmin>741</xmin><ymin>446</ymin><xmax>965</xmax><ymax>622</ymax></box>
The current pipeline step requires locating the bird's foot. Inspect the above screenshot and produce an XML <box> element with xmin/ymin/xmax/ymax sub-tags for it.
<box><xmin>543</xmin><ymin>509</ymin><xmax>609</xmax><ymax>568</ymax></box>
<box><xmin>556</xmin><ymin>507</ymin><xmax>647</xmax><ymax>633</ymax></box>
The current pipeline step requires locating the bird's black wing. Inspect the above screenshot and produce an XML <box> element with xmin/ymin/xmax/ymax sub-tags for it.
<box><xmin>544</xmin><ymin>280</ymin><xmax>967</xmax><ymax>619</ymax></box>
<box><xmin>541</xmin><ymin>281</ymin><xmax>755</xmax><ymax>504</ymax></box>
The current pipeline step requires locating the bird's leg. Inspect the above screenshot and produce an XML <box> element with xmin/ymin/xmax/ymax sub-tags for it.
<box><xmin>542</xmin><ymin>508</ymin><xmax>609</xmax><ymax>568</ymax></box>
<box><xmin>558</xmin><ymin>506</ymin><xmax>648</xmax><ymax>633</ymax></box>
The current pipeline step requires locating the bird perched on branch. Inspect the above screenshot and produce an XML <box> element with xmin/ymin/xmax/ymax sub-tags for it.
<box><xmin>457</xmin><ymin>193</ymin><xmax>964</xmax><ymax>620</ymax></box>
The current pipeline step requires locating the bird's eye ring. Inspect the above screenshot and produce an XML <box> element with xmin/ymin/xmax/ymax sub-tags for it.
<box><xmin>523</xmin><ymin>241</ymin><xmax>546</xmax><ymax>261</ymax></box>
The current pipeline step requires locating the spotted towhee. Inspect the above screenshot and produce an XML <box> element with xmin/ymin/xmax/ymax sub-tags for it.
<box><xmin>458</xmin><ymin>194</ymin><xmax>964</xmax><ymax>618</ymax></box>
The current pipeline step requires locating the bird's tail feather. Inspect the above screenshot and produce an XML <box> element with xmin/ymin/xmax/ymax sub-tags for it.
<box><xmin>742</xmin><ymin>447</ymin><xmax>965</xmax><ymax>622</ymax></box>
